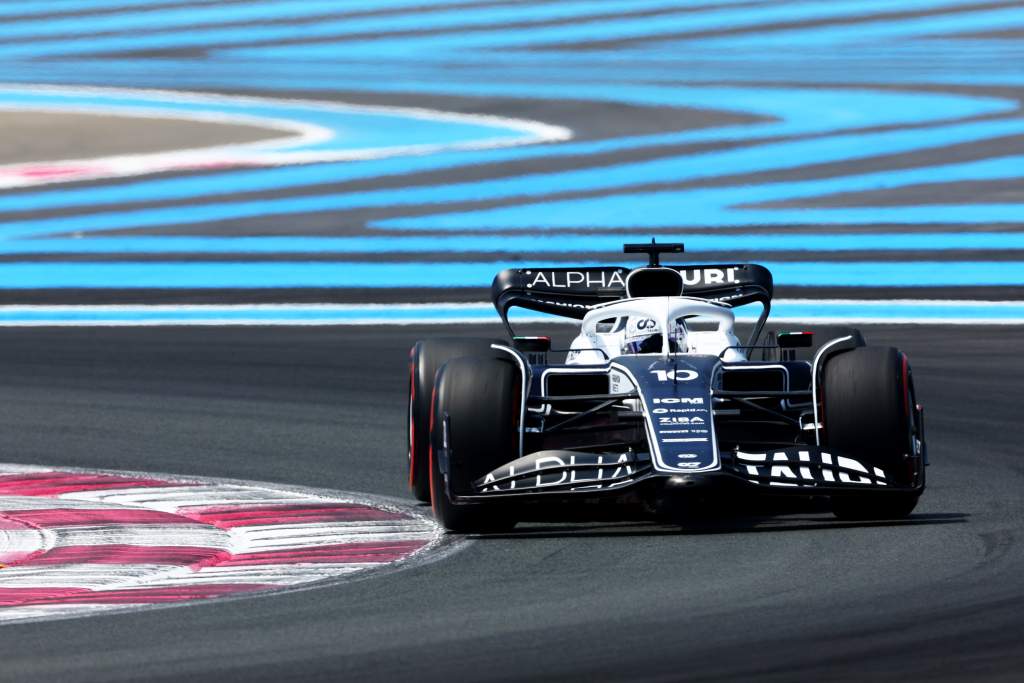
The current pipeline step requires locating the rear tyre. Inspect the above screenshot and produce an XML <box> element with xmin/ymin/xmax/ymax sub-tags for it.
<box><xmin>408</xmin><ymin>337</ymin><xmax>501</xmax><ymax>502</ymax></box>
<box><xmin>822</xmin><ymin>346</ymin><xmax>924</xmax><ymax>520</ymax></box>
<box><xmin>429</xmin><ymin>355</ymin><xmax>518</xmax><ymax>533</ymax></box>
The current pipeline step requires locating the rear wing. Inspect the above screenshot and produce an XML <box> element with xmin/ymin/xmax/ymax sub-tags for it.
<box><xmin>490</xmin><ymin>263</ymin><xmax>774</xmax><ymax>342</ymax></box>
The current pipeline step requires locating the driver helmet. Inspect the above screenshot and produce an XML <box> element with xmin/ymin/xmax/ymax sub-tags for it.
<box><xmin>621</xmin><ymin>317</ymin><xmax>688</xmax><ymax>355</ymax></box>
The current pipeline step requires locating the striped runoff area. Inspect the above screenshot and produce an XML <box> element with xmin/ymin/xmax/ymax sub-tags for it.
<box><xmin>0</xmin><ymin>0</ymin><xmax>1022</xmax><ymax>321</ymax></box>
<box><xmin>0</xmin><ymin>465</ymin><xmax>445</xmax><ymax>624</ymax></box>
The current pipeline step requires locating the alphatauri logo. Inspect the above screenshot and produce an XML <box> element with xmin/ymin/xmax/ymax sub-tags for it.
<box><xmin>526</xmin><ymin>270</ymin><xmax>626</xmax><ymax>289</ymax></box>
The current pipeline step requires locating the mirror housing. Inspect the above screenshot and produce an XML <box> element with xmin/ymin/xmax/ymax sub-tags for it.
<box><xmin>777</xmin><ymin>331</ymin><xmax>814</xmax><ymax>349</ymax></box>
<box><xmin>513</xmin><ymin>336</ymin><xmax>551</xmax><ymax>353</ymax></box>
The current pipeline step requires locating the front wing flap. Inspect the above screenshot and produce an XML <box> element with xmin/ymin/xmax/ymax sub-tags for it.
<box><xmin>472</xmin><ymin>449</ymin><xmax>653</xmax><ymax>496</ymax></box>
<box><xmin>454</xmin><ymin>446</ymin><xmax>915</xmax><ymax>503</ymax></box>
<box><xmin>720</xmin><ymin>447</ymin><xmax>900</xmax><ymax>490</ymax></box>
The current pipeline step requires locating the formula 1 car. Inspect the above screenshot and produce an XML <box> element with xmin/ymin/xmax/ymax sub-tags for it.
<box><xmin>408</xmin><ymin>242</ymin><xmax>927</xmax><ymax>532</ymax></box>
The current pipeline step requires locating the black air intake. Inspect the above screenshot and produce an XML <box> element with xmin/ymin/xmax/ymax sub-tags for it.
<box><xmin>625</xmin><ymin>268</ymin><xmax>684</xmax><ymax>297</ymax></box>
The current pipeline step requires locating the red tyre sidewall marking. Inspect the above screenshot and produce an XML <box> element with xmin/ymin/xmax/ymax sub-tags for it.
<box><xmin>428</xmin><ymin>386</ymin><xmax>439</xmax><ymax>518</ymax></box>
<box><xmin>901</xmin><ymin>352</ymin><xmax>910</xmax><ymax>419</ymax></box>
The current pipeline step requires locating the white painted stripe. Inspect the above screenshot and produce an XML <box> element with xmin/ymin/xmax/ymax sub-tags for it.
<box><xmin>0</xmin><ymin>302</ymin><xmax>492</xmax><ymax>312</ymax></box>
<box><xmin>766</xmin><ymin>317</ymin><xmax>1024</xmax><ymax>325</ymax></box>
<box><xmin>0</xmin><ymin>300</ymin><xmax>1019</xmax><ymax>326</ymax></box>
<box><xmin>776</xmin><ymin>298</ymin><xmax>1024</xmax><ymax>307</ymax></box>
<box><xmin>0</xmin><ymin>528</ymin><xmax>49</xmax><ymax>559</ymax></box>
<box><xmin>144</xmin><ymin>563</ymin><xmax>375</xmax><ymax>586</ymax></box>
<box><xmin>0</xmin><ymin>464</ymin><xmax>54</xmax><ymax>474</ymax></box>
<box><xmin>0</xmin><ymin>84</ymin><xmax>572</xmax><ymax>145</ymax></box>
<box><xmin>60</xmin><ymin>486</ymin><xmax>325</xmax><ymax>511</ymax></box>
<box><xmin>0</xmin><ymin>299</ymin><xmax>1019</xmax><ymax>311</ymax></box>
<box><xmin>0</xmin><ymin>564</ymin><xmax>181</xmax><ymax>588</ymax></box>
<box><xmin>0</xmin><ymin>605</ymin><xmax>125</xmax><ymax>621</ymax></box>
<box><xmin>0</xmin><ymin>496</ymin><xmax>154</xmax><ymax>511</ymax></box>
<box><xmin>0</xmin><ymin>84</ymin><xmax>571</xmax><ymax>189</ymax></box>
<box><xmin>229</xmin><ymin>523</ymin><xmax>435</xmax><ymax>553</ymax></box>
<box><xmin>51</xmin><ymin>525</ymin><xmax>229</xmax><ymax>548</ymax></box>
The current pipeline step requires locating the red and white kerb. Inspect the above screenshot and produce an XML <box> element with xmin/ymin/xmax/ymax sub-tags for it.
<box><xmin>0</xmin><ymin>465</ymin><xmax>442</xmax><ymax>623</ymax></box>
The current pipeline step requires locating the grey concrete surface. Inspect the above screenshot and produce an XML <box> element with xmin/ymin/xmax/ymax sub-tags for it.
<box><xmin>0</xmin><ymin>324</ymin><xmax>1018</xmax><ymax>682</ymax></box>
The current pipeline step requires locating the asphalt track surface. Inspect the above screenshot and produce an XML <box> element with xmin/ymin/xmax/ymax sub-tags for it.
<box><xmin>0</xmin><ymin>323</ymin><xmax>1021</xmax><ymax>682</ymax></box>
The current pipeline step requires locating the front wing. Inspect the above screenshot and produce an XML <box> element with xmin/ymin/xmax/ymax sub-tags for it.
<box><xmin>448</xmin><ymin>446</ymin><xmax>918</xmax><ymax>503</ymax></box>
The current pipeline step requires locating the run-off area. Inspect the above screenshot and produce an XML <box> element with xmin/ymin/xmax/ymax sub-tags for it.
<box><xmin>0</xmin><ymin>465</ymin><xmax>445</xmax><ymax>624</ymax></box>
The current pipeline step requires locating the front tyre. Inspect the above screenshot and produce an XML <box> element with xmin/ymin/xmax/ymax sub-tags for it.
<box><xmin>429</xmin><ymin>355</ymin><xmax>518</xmax><ymax>533</ymax></box>
<box><xmin>408</xmin><ymin>337</ymin><xmax>500</xmax><ymax>502</ymax></box>
<box><xmin>822</xmin><ymin>346</ymin><xmax>925</xmax><ymax>520</ymax></box>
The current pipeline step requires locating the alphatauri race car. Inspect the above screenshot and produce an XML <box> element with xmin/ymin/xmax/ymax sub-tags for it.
<box><xmin>408</xmin><ymin>242</ymin><xmax>927</xmax><ymax>533</ymax></box>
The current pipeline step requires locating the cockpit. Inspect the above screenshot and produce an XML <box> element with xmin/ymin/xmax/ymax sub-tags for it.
<box><xmin>565</xmin><ymin>296</ymin><xmax>746</xmax><ymax>365</ymax></box>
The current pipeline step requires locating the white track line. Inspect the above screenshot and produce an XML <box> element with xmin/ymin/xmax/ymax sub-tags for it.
<box><xmin>0</xmin><ymin>301</ymin><xmax>1019</xmax><ymax>326</ymax></box>
<box><xmin>0</xmin><ymin>84</ymin><xmax>571</xmax><ymax>188</ymax></box>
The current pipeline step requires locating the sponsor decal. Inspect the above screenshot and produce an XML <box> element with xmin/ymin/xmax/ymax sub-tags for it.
<box><xmin>524</xmin><ymin>266</ymin><xmax>741</xmax><ymax>294</ymax></box>
<box><xmin>679</xmin><ymin>267</ymin><xmax>740</xmax><ymax>287</ymax></box>
<box><xmin>658</xmin><ymin>416</ymin><xmax>705</xmax><ymax>425</ymax></box>
<box><xmin>478</xmin><ymin>452</ymin><xmax>646</xmax><ymax>493</ymax></box>
<box><xmin>524</xmin><ymin>267</ymin><xmax>737</xmax><ymax>291</ymax></box>
<box><xmin>614</xmin><ymin>355</ymin><xmax>719</xmax><ymax>474</ymax></box>
<box><xmin>653</xmin><ymin>397</ymin><xmax>704</xmax><ymax>405</ymax></box>
<box><xmin>650</xmin><ymin>369</ymin><xmax>698</xmax><ymax>382</ymax></box>
<box><xmin>735</xmin><ymin>450</ymin><xmax>888</xmax><ymax>487</ymax></box>
<box><xmin>526</xmin><ymin>270</ymin><xmax>626</xmax><ymax>290</ymax></box>
<box><xmin>609</xmin><ymin>370</ymin><xmax>633</xmax><ymax>394</ymax></box>
<box><xmin>532</xmin><ymin>297</ymin><xmax>591</xmax><ymax>311</ymax></box>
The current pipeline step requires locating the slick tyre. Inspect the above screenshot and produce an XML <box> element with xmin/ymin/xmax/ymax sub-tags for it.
<box><xmin>429</xmin><ymin>355</ymin><xmax>518</xmax><ymax>533</ymax></box>
<box><xmin>822</xmin><ymin>346</ymin><xmax>924</xmax><ymax>520</ymax></box>
<box><xmin>408</xmin><ymin>337</ymin><xmax>501</xmax><ymax>502</ymax></box>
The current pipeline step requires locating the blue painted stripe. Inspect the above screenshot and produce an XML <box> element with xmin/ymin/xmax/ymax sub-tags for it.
<box><xmin>221</xmin><ymin>0</ymin><xmax>1010</xmax><ymax>60</ymax></box>
<box><xmin>378</xmin><ymin>199</ymin><xmax>1024</xmax><ymax>230</ymax></box>
<box><xmin>5</xmin><ymin>87</ymin><xmax>1004</xmax><ymax>216</ymax></box>
<box><xmin>0</xmin><ymin>88</ymin><xmax>526</xmax><ymax>154</ymax></box>
<box><xmin>0</xmin><ymin>0</ymin><xmax>1021</xmax><ymax>301</ymax></box>
<box><xmin>0</xmin><ymin>1</ymin><xmax>385</xmax><ymax>40</ymax></box>
<box><xmin>0</xmin><ymin>0</ymin><xmax>220</xmax><ymax>17</ymax></box>
<box><xmin>0</xmin><ymin>0</ymin><xmax>751</xmax><ymax>59</ymax></box>
<box><xmin>376</xmin><ymin>154</ymin><xmax>1024</xmax><ymax>231</ymax></box>
<box><xmin>5</xmin><ymin>119</ymin><xmax>1021</xmax><ymax>240</ymax></box>
<box><xmin>687</xmin><ymin>4</ymin><xmax>1024</xmax><ymax>49</ymax></box>
<box><xmin>770</xmin><ymin>301</ymin><xmax>1024</xmax><ymax>322</ymax></box>
<box><xmin>4</xmin><ymin>232</ymin><xmax>1024</xmax><ymax>255</ymax></box>
<box><xmin>0</xmin><ymin>305</ymin><xmax>507</xmax><ymax>323</ymax></box>
<box><xmin>0</xmin><ymin>262</ymin><xmax>1019</xmax><ymax>289</ymax></box>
